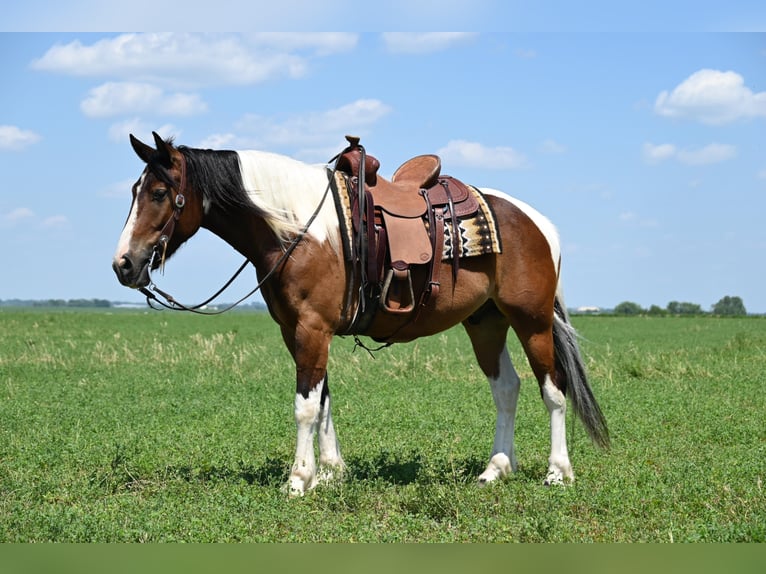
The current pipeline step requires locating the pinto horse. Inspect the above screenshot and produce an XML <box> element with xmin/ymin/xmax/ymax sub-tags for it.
<box><xmin>113</xmin><ymin>132</ymin><xmax>609</xmax><ymax>496</ymax></box>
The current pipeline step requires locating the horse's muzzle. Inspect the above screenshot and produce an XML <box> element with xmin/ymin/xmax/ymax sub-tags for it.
<box><xmin>112</xmin><ymin>253</ymin><xmax>151</xmax><ymax>288</ymax></box>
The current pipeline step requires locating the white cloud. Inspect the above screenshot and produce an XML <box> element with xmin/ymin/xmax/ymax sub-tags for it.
<box><xmin>81</xmin><ymin>82</ymin><xmax>207</xmax><ymax>118</ymax></box>
<box><xmin>197</xmin><ymin>133</ymin><xmax>238</xmax><ymax>150</ymax></box>
<box><xmin>437</xmin><ymin>140</ymin><xmax>528</xmax><ymax>169</ymax></box>
<box><xmin>248</xmin><ymin>33</ymin><xmax>358</xmax><ymax>56</ymax></box>
<box><xmin>654</xmin><ymin>69</ymin><xmax>766</xmax><ymax>125</ymax></box>
<box><xmin>619</xmin><ymin>211</ymin><xmax>659</xmax><ymax>228</ymax></box>
<box><xmin>642</xmin><ymin>142</ymin><xmax>677</xmax><ymax>164</ymax></box>
<box><xmin>2</xmin><ymin>207</ymin><xmax>35</xmax><ymax>224</ymax></box>
<box><xmin>1</xmin><ymin>208</ymin><xmax>71</xmax><ymax>231</ymax></box>
<box><xmin>32</xmin><ymin>33</ymin><xmax>356</xmax><ymax>88</ymax></box>
<box><xmin>41</xmin><ymin>215</ymin><xmax>69</xmax><ymax>229</ymax></box>
<box><xmin>515</xmin><ymin>48</ymin><xmax>538</xmax><ymax>59</ymax></box>
<box><xmin>540</xmin><ymin>139</ymin><xmax>567</xmax><ymax>154</ymax></box>
<box><xmin>108</xmin><ymin>119</ymin><xmax>179</xmax><ymax>144</ymax></box>
<box><xmin>619</xmin><ymin>211</ymin><xmax>637</xmax><ymax>222</ymax></box>
<box><xmin>643</xmin><ymin>142</ymin><xmax>736</xmax><ymax>166</ymax></box>
<box><xmin>0</xmin><ymin>125</ymin><xmax>41</xmax><ymax>151</ymax></box>
<box><xmin>201</xmin><ymin>99</ymin><xmax>392</xmax><ymax>154</ymax></box>
<box><xmin>677</xmin><ymin>143</ymin><xmax>737</xmax><ymax>165</ymax></box>
<box><xmin>382</xmin><ymin>33</ymin><xmax>475</xmax><ymax>54</ymax></box>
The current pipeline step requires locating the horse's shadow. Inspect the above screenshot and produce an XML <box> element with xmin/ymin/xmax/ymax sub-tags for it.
<box><xmin>163</xmin><ymin>450</ymin><xmax>491</xmax><ymax>488</ymax></box>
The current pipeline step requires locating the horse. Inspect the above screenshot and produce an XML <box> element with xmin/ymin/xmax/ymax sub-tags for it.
<box><xmin>112</xmin><ymin>132</ymin><xmax>609</xmax><ymax>496</ymax></box>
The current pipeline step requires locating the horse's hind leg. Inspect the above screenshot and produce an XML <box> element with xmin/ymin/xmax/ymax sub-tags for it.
<box><xmin>515</xmin><ymin>321</ymin><xmax>574</xmax><ymax>485</ymax></box>
<box><xmin>463</xmin><ymin>309</ymin><xmax>521</xmax><ymax>485</ymax></box>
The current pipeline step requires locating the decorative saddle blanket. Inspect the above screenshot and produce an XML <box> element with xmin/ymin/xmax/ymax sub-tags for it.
<box><xmin>436</xmin><ymin>189</ymin><xmax>501</xmax><ymax>261</ymax></box>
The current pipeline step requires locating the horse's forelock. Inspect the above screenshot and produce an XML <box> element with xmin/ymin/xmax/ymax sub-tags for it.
<box><xmin>143</xmin><ymin>160</ymin><xmax>174</xmax><ymax>188</ymax></box>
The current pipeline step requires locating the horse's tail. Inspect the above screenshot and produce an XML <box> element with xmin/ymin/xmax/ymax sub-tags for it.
<box><xmin>552</xmin><ymin>293</ymin><xmax>610</xmax><ymax>449</ymax></box>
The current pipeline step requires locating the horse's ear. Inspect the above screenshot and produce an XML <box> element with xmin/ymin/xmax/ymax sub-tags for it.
<box><xmin>152</xmin><ymin>131</ymin><xmax>173</xmax><ymax>168</ymax></box>
<box><xmin>130</xmin><ymin>134</ymin><xmax>155</xmax><ymax>164</ymax></box>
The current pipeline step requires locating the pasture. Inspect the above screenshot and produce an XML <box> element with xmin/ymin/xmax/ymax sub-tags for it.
<box><xmin>0</xmin><ymin>309</ymin><xmax>763</xmax><ymax>542</ymax></box>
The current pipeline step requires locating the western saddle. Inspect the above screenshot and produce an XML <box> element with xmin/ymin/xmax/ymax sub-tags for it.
<box><xmin>336</xmin><ymin>136</ymin><xmax>479</xmax><ymax>331</ymax></box>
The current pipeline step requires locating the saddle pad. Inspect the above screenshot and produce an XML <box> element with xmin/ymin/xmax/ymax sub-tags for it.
<box><xmin>330</xmin><ymin>170</ymin><xmax>502</xmax><ymax>266</ymax></box>
<box><xmin>440</xmin><ymin>186</ymin><xmax>502</xmax><ymax>260</ymax></box>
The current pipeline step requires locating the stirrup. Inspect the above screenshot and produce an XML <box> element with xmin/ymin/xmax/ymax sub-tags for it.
<box><xmin>380</xmin><ymin>264</ymin><xmax>415</xmax><ymax>314</ymax></box>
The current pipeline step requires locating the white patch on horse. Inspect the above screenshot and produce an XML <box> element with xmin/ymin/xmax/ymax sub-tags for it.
<box><xmin>289</xmin><ymin>381</ymin><xmax>323</xmax><ymax>495</ymax></box>
<box><xmin>481</xmin><ymin>188</ymin><xmax>561</xmax><ymax>275</ymax></box>
<box><xmin>288</xmin><ymin>375</ymin><xmax>345</xmax><ymax>496</ymax></box>
<box><xmin>235</xmin><ymin>150</ymin><xmax>340</xmax><ymax>252</ymax></box>
<box><xmin>479</xmin><ymin>346</ymin><xmax>521</xmax><ymax>485</ymax></box>
<box><xmin>114</xmin><ymin>174</ymin><xmax>144</xmax><ymax>260</ymax></box>
<box><xmin>541</xmin><ymin>375</ymin><xmax>574</xmax><ymax>485</ymax></box>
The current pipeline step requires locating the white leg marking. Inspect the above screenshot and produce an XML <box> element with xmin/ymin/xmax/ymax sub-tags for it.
<box><xmin>541</xmin><ymin>375</ymin><xmax>574</xmax><ymax>485</ymax></box>
<box><xmin>288</xmin><ymin>379</ymin><xmax>323</xmax><ymax>496</ymax></box>
<box><xmin>316</xmin><ymin>383</ymin><xmax>345</xmax><ymax>481</ymax></box>
<box><xmin>479</xmin><ymin>347</ymin><xmax>521</xmax><ymax>485</ymax></box>
<box><xmin>287</xmin><ymin>375</ymin><xmax>344</xmax><ymax>496</ymax></box>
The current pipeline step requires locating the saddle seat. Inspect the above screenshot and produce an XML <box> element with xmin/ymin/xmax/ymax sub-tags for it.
<box><xmin>370</xmin><ymin>154</ymin><xmax>441</xmax><ymax>217</ymax></box>
<box><xmin>392</xmin><ymin>154</ymin><xmax>441</xmax><ymax>188</ymax></box>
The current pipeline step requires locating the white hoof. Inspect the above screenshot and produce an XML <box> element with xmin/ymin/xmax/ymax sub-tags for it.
<box><xmin>285</xmin><ymin>471</ymin><xmax>317</xmax><ymax>497</ymax></box>
<box><xmin>543</xmin><ymin>459</ymin><xmax>574</xmax><ymax>486</ymax></box>
<box><xmin>478</xmin><ymin>453</ymin><xmax>514</xmax><ymax>486</ymax></box>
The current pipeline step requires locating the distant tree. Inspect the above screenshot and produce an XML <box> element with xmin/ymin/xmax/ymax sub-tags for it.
<box><xmin>614</xmin><ymin>301</ymin><xmax>644</xmax><ymax>315</ymax></box>
<box><xmin>647</xmin><ymin>305</ymin><xmax>666</xmax><ymax>316</ymax></box>
<box><xmin>667</xmin><ymin>301</ymin><xmax>703</xmax><ymax>315</ymax></box>
<box><xmin>34</xmin><ymin>299</ymin><xmax>66</xmax><ymax>307</ymax></box>
<box><xmin>712</xmin><ymin>296</ymin><xmax>746</xmax><ymax>316</ymax></box>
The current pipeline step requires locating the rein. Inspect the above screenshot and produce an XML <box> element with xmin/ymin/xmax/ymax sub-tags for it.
<box><xmin>139</xmin><ymin>151</ymin><xmax>337</xmax><ymax>315</ymax></box>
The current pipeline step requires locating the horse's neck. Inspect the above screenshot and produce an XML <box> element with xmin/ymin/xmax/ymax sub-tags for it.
<box><xmin>201</xmin><ymin>204</ymin><xmax>283</xmax><ymax>273</ymax></box>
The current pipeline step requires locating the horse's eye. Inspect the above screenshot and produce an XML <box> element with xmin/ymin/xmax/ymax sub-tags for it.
<box><xmin>152</xmin><ymin>188</ymin><xmax>168</xmax><ymax>202</ymax></box>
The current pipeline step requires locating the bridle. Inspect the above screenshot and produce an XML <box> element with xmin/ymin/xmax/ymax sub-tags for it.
<box><xmin>138</xmin><ymin>150</ymin><xmax>337</xmax><ymax>315</ymax></box>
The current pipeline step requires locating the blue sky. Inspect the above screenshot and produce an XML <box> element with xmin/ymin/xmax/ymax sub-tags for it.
<box><xmin>1</xmin><ymin>6</ymin><xmax>765</xmax><ymax>312</ymax></box>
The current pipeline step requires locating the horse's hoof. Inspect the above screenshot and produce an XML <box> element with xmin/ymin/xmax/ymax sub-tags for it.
<box><xmin>543</xmin><ymin>468</ymin><xmax>574</xmax><ymax>486</ymax></box>
<box><xmin>284</xmin><ymin>474</ymin><xmax>315</xmax><ymax>497</ymax></box>
<box><xmin>282</xmin><ymin>481</ymin><xmax>305</xmax><ymax>497</ymax></box>
<box><xmin>478</xmin><ymin>453</ymin><xmax>514</xmax><ymax>486</ymax></box>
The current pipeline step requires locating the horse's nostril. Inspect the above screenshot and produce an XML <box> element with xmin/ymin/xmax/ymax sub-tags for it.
<box><xmin>120</xmin><ymin>255</ymin><xmax>133</xmax><ymax>270</ymax></box>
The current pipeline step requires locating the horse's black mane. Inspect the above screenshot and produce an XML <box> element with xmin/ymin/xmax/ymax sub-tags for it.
<box><xmin>176</xmin><ymin>146</ymin><xmax>259</xmax><ymax>213</ymax></box>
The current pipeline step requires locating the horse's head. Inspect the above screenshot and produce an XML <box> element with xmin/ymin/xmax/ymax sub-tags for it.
<box><xmin>112</xmin><ymin>132</ymin><xmax>203</xmax><ymax>288</ymax></box>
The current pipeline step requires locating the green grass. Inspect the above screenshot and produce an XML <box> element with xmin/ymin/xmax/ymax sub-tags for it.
<box><xmin>0</xmin><ymin>309</ymin><xmax>763</xmax><ymax>542</ymax></box>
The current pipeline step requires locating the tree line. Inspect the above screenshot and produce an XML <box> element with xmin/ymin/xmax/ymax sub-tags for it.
<box><xmin>0</xmin><ymin>298</ymin><xmax>269</xmax><ymax>310</ymax></box>
<box><xmin>613</xmin><ymin>295</ymin><xmax>747</xmax><ymax>316</ymax></box>
<box><xmin>0</xmin><ymin>298</ymin><xmax>112</xmax><ymax>308</ymax></box>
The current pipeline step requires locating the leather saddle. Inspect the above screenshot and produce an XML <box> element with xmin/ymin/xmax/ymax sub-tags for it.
<box><xmin>336</xmin><ymin>136</ymin><xmax>479</xmax><ymax>318</ymax></box>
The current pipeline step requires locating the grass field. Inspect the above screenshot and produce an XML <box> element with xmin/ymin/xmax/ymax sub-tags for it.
<box><xmin>0</xmin><ymin>309</ymin><xmax>763</xmax><ymax>542</ymax></box>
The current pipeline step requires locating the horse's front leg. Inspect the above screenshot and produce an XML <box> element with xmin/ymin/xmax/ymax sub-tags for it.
<box><xmin>286</xmin><ymin>326</ymin><xmax>344</xmax><ymax>496</ymax></box>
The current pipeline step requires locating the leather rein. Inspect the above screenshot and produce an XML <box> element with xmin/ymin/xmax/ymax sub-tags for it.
<box><xmin>138</xmin><ymin>150</ymin><xmax>337</xmax><ymax>315</ymax></box>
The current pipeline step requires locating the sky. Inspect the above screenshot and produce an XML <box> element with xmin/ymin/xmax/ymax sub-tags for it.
<box><xmin>1</xmin><ymin>3</ymin><xmax>765</xmax><ymax>312</ymax></box>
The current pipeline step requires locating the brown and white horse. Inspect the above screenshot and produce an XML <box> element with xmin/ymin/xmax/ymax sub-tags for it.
<box><xmin>113</xmin><ymin>132</ymin><xmax>609</xmax><ymax>496</ymax></box>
